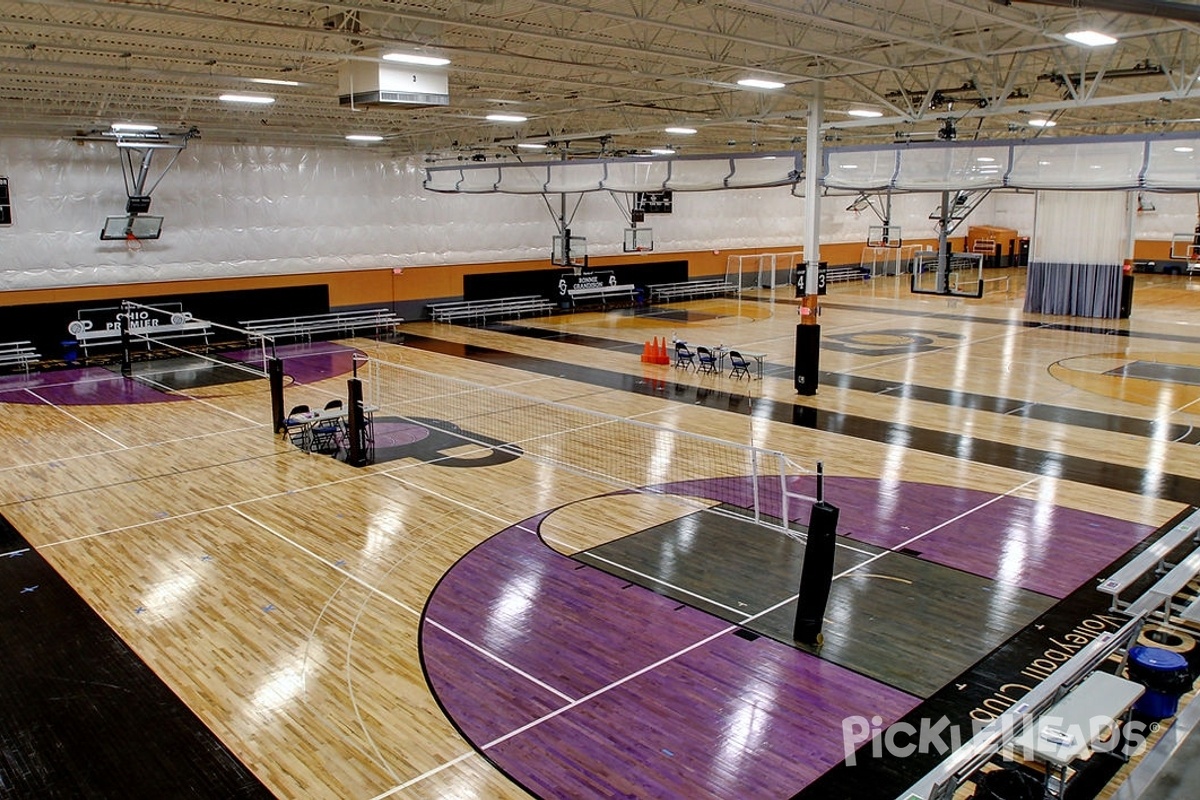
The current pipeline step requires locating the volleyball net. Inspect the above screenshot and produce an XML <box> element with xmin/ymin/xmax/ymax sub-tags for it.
<box><xmin>115</xmin><ymin>300</ymin><xmax>275</xmax><ymax>389</ymax></box>
<box><xmin>364</xmin><ymin>357</ymin><xmax>811</xmax><ymax>534</ymax></box>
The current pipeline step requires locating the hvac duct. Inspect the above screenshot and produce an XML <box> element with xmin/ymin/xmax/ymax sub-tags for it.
<box><xmin>1008</xmin><ymin>0</ymin><xmax>1200</xmax><ymax>25</ymax></box>
<box><xmin>337</xmin><ymin>51</ymin><xmax>449</xmax><ymax>108</ymax></box>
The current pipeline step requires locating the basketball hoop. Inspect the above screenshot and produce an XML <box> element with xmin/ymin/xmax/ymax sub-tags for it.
<box><xmin>125</xmin><ymin>231</ymin><xmax>142</xmax><ymax>252</ymax></box>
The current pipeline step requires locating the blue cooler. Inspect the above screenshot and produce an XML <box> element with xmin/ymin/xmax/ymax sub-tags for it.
<box><xmin>1127</xmin><ymin>645</ymin><xmax>1191</xmax><ymax>720</ymax></box>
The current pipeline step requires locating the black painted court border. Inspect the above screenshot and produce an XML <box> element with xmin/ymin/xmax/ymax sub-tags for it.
<box><xmin>400</xmin><ymin>333</ymin><xmax>1200</xmax><ymax>505</ymax></box>
<box><xmin>483</xmin><ymin>313</ymin><xmax>1200</xmax><ymax>444</ymax></box>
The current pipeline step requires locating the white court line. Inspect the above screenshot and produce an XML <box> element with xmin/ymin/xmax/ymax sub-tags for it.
<box><xmin>424</xmin><ymin>618</ymin><xmax>575</xmax><ymax>702</ymax></box>
<box><xmin>739</xmin><ymin>476</ymin><xmax>1043</xmax><ymax>624</ymax></box>
<box><xmin>39</xmin><ymin>432</ymin><xmax>532</xmax><ymax>549</ymax></box>
<box><xmin>130</xmin><ymin>375</ymin><xmax>265</xmax><ymax>425</ymax></box>
<box><xmin>0</xmin><ymin>423</ymin><xmax>265</xmax><ymax>477</ymax></box>
<box><xmin>233</xmin><ymin>490</ymin><xmax>575</xmax><ymax>790</ymax></box>
<box><xmin>580</xmin><ymin>551</ymin><xmax>752</xmax><ymax>618</ymax></box>
<box><xmin>22</xmin><ymin>388</ymin><xmax>129</xmax><ymax>448</ymax></box>
<box><xmin>367</xmin><ymin>751</ymin><xmax>476</xmax><ymax>800</ymax></box>
<box><xmin>479</xmin><ymin>621</ymin><xmax>740</xmax><ymax>752</ymax></box>
<box><xmin>269</xmin><ymin>474</ymin><xmax>1049</xmax><ymax>795</ymax></box>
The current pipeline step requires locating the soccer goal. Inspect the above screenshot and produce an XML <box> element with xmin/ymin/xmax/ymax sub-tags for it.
<box><xmin>910</xmin><ymin>250</ymin><xmax>985</xmax><ymax>298</ymax></box>
<box><xmin>724</xmin><ymin>253</ymin><xmax>780</xmax><ymax>291</ymax></box>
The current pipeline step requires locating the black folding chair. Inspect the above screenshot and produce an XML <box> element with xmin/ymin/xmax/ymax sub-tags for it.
<box><xmin>674</xmin><ymin>342</ymin><xmax>696</xmax><ymax>370</ymax></box>
<box><xmin>285</xmin><ymin>404</ymin><xmax>311</xmax><ymax>448</ymax></box>
<box><xmin>728</xmin><ymin>350</ymin><xmax>751</xmax><ymax>380</ymax></box>
<box><xmin>696</xmin><ymin>346</ymin><xmax>718</xmax><ymax>374</ymax></box>
<box><xmin>308</xmin><ymin>399</ymin><xmax>344</xmax><ymax>454</ymax></box>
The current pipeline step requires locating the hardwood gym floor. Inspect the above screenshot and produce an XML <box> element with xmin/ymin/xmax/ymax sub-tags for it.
<box><xmin>0</xmin><ymin>268</ymin><xmax>1197</xmax><ymax>799</ymax></box>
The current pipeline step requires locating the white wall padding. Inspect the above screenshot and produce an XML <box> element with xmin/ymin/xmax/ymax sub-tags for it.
<box><xmin>0</xmin><ymin>137</ymin><xmax>849</xmax><ymax>291</ymax></box>
<box><xmin>1142</xmin><ymin>138</ymin><xmax>1200</xmax><ymax>190</ymax></box>
<box><xmin>1009</xmin><ymin>140</ymin><xmax>1145</xmax><ymax>190</ymax></box>
<box><xmin>895</xmin><ymin>144</ymin><xmax>1010</xmax><ymax>190</ymax></box>
<box><xmin>824</xmin><ymin>149</ymin><xmax>898</xmax><ymax>190</ymax></box>
<box><xmin>602</xmin><ymin>160</ymin><xmax>670</xmax><ymax>192</ymax></box>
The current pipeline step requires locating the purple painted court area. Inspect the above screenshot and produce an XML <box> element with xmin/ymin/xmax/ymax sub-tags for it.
<box><xmin>660</xmin><ymin>475</ymin><xmax>1153</xmax><ymax>598</ymax></box>
<box><xmin>0</xmin><ymin>367</ymin><xmax>183</xmax><ymax>405</ymax></box>
<box><xmin>225</xmin><ymin>342</ymin><xmax>358</xmax><ymax>386</ymax></box>
<box><xmin>421</xmin><ymin>517</ymin><xmax>919</xmax><ymax>799</ymax></box>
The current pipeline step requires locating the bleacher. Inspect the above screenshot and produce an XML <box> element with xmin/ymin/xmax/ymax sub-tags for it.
<box><xmin>899</xmin><ymin>508</ymin><xmax>1200</xmax><ymax>800</ymax></box>
<box><xmin>647</xmin><ymin>279</ymin><xmax>737</xmax><ymax>302</ymax></box>
<box><xmin>239</xmin><ymin>308</ymin><xmax>401</xmax><ymax>343</ymax></box>
<box><xmin>74</xmin><ymin>319</ymin><xmax>213</xmax><ymax>360</ymax></box>
<box><xmin>826</xmin><ymin>264</ymin><xmax>872</xmax><ymax>283</ymax></box>
<box><xmin>567</xmin><ymin>283</ymin><xmax>636</xmax><ymax>307</ymax></box>
<box><xmin>0</xmin><ymin>340</ymin><xmax>41</xmax><ymax>374</ymax></box>
<box><xmin>1097</xmin><ymin>507</ymin><xmax>1200</xmax><ymax>611</ymax></box>
<box><xmin>427</xmin><ymin>295</ymin><xmax>558</xmax><ymax>324</ymax></box>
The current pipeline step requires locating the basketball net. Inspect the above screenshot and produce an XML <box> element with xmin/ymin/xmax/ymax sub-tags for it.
<box><xmin>126</xmin><ymin>231</ymin><xmax>143</xmax><ymax>252</ymax></box>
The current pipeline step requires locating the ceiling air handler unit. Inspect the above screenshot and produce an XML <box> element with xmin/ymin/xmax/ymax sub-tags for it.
<box><xmin>338</xmin><ymin>49</ymin><xmax>449</xmax><ymax>108</ymax></box>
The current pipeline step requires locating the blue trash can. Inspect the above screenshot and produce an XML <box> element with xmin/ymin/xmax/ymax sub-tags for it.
<box><xmin>1127</xmin><ymin>645</ymin><xmax>1191</xmax><ymax>720</ymax></box>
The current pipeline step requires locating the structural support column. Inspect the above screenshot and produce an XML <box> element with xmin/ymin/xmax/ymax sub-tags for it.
<box><xmin>803</xmin><ymin>85</ymin><xmax>823</xmax><ymax>291</ymax></box>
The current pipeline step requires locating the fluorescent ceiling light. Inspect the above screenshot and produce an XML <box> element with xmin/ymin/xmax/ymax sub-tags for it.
<box><xmin>840</xmin><ymin>164</ymin><xmax>859</xmax><ymax>169</ymax></box>
<box><xmin>1174</xmin><ymin>146</ymin><xmax>1195</xmax><ymax>153</ymax></box>
<box><xmin>737</xmin><ymin>78</ymin><xmax>785</xmax><ymax>90</ymax></box>
<box><xmin>219</xmin><ymin>93</ymin><xmax>275</xmax><ymax>104</ymax></box>
<box><xmin>847</xmin><ymin>109</ymin><xmax>883</xmax><ymax>118</ymax></box>
<box><xmin>382</xmin><ymin>53</ymin><xmax>451</xmax><ymax>66</ymax></box>
<box><xmin>346</xmin><ymin>134</ymin><xmax>383</xmax><ymax>142</ymax></box>
<box><xmin>1065</xmin><ymin>30</ymin><xmax>1117</xmax><ymax>47</ymax></box>
<box><xmin>517</xmin><ymin>142</ymin><xmax>548</xmax><ymax>149</ymax></box>
<box><xmin>486</xmin><ymin>113</ymin><xmax>527</xmax><ymax>122</ymax></box>
<box><xmin>111</xmin><ymin>122</ymin><xmax>158</xmax><ymax>132</ymax></box>
<box><xmin>665</xmin><ymin>126</ymin><xmax>697</xmax><ymax>134</ymax></box>
<box><xmin>1028</xmin><ymin>118</ymin><xmax>1056</xmax><ymax>128</ymax></box>
<box><xmin>251</xmin><ymin>78</ymin><xmax>300</xmax><ymax>86</ymax></box>
<box><xmin>976</xmin><ymin>156</ymin><xmax>995</xmax><ymax>162</ymax></box>
<box><xmin>649</xmin><ymin>147</ymin><xmax>676</xmax><ymax>155</ymax></box>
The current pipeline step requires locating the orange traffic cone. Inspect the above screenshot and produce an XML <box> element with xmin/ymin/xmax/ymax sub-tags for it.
<box><xmin>650</xmin><ymin>337</ymin><xmax>660</xmax><ymax>363</ymax></box>
<box><xmin>641</xmin><ymin>340</ymin><xmax>652</xmax><ymax>362</ymax></box>
<box><xmin>658</xmin><ymin>337</ymin><xmax>669</xmax><ymax>364</ymax></box>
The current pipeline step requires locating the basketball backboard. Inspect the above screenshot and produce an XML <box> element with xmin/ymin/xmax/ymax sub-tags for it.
<box><xmin>623</xmin><ymin>227</ymin><xmax>653</xmax><ymax>252</ymax></box>
<box><xmin>551</xmin><ymin>234</ymin><xmax>588</xmax><ymax>268</ymax></box>
<box><xmin>867</xmin><ymin>224</ymin><xmax>902</xmax><ymax>248</ymax></box>
<box><xmin>101</xmin><ymin>214</ymin><xmax>163</xmax><ymax>240</ymax></box>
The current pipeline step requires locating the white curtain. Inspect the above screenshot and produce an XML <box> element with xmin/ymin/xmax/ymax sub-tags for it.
<box><xmin>1024</xmin><ymin>190</ymin><xmax>1128</xmax><ymax>317</ymax></box>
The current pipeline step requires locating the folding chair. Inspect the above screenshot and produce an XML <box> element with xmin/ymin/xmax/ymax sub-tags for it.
<box><xmin>285</xmin><ymin>404</ymin><xmax>311</xmax><ymax>448</ymax></box>
<box><xmin>674</xmin><ymin>342</ymin><xmax>696</xmax><ymax>370</ymax></box>
<box><xmin>308</xmin><ymin>399</ymin><xmax>344</xmax><ymax>454</ymax></box>
<box><xmin>696</xmin><ymin>346</ymin><xmax>718</xmax><ymax>374</ymax></box>
<box><xmin>728</xmin><ymin>350</ymin><xmax>751</xmax><ymax>380</ymax></box>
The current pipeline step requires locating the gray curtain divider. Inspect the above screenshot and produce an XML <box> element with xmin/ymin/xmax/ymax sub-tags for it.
<box><xmin>1023</xmin><ymin>262</ymin><xmax>1122</xmax><ymax>318</ymax></box>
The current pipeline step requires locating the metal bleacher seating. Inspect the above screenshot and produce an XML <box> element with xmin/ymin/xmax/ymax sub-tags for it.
<box><xmin>0</xmin><ymin>341</ymin><xmax>41</xmax><ymax>374</ymax></box>
<box><xmin>647</xmin><ymin>279</ymin><xmax>737</xmax><ymax>302</ymax></box>
<box><xmin>427</xmin><ymin>295</ymin><xmax>558</xmax><ymax>324</ymax></box>
<box><xmin>567</xmin><ymin>284</ymin><xmax>636</xmax><ymax>308</ymax></box>
<box><xmin>74</xmin><ymin>319</ymin><xmax>213</xmax><ymax>360</ymax></box>
<box><xmin>239</xmin><ymin>308</ymin><xmax>401</xmax><ymax>342</ymax></box>
<box><xmin>826</xmin><ymin>264</ymin><xmax>872</xmax><ymax>283</ymax></box>
<box><xmin>1097</xmin><ymin>507</ymin><xmax>1200</xmax><ymax>611</ymax></box>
